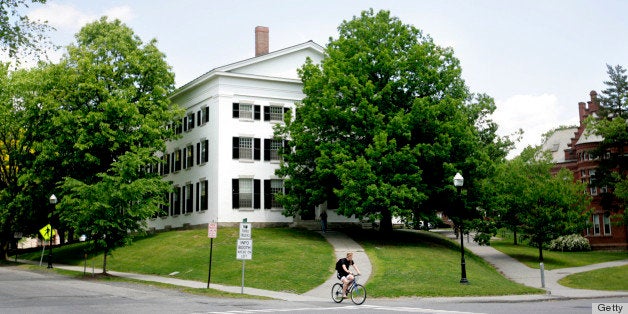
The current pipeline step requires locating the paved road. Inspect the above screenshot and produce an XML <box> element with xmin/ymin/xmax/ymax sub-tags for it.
<box><xmin>3</xmin><ymin>266</ymin><xmax>627</xmax><ymax>314</ymax></box>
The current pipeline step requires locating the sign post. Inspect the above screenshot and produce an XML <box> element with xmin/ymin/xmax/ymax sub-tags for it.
<box><xmin>207</xmin><ymin>222</ymin><xmax>217</xmax><ymax>288</ymax></box>
<box><xmin>237</xmin><ymin>219</ymin><xmax>252</xmax><ymax>293</ymax></box>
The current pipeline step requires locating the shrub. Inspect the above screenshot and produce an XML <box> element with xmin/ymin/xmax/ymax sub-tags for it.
<box><xmin>549</xmin><ymin>234</ymin><xmax>591</xmax><ymax>252</ymax></box>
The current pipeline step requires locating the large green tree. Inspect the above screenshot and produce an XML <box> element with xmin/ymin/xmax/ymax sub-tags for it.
<box><xmin>0</xmin><ymin>63</ymin><xmax>59</xmax><ymax>260</ymax></box>
<box><xmin>493</xmin><ymin>147</ymin><xmax>590</xmax><ymax>261</ymax></box>
<box><xmin>276</xmin><ymin>9</ymin><xmax>510</xmax><ymax>233</ymax></box>
<box><xmin>1</xmin><ymin>0</ymin><xmax>53</xmax><ymax>60</ymax></box>
<box><xmin>588</xmin><ymin>64</ymin><xmax>628</xmax><ymax>226</ymax></box>
<box><xmin>21</xmin><ymin>17</ymin><xmax>181</xmax><ymax>270</ymax></box>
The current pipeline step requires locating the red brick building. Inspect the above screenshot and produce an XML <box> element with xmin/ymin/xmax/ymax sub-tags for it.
<box><xmin>542</xmin><ymin>91</ymin><xmax>628</xmax><ymax>250</ymax></box>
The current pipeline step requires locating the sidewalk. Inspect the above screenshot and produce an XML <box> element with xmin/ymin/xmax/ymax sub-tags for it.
<box><xmin>438</xmin><ymin>229</ymin><xmax>628</xmax><ymax>300</ymax></box>
<box><xmin>24</xmin><ymin>229</ymin><xmax>628</xmax><ymax>302</ymax></box>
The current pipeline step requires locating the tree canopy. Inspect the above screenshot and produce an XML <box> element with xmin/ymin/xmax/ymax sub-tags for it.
<box><xmin>0</xmin><ymin>0</ymin><xmax>53</xmax><ymax>61</ymax></box>
<box><xmin>588</xmin><ymin>64</ymin><xmax>628</xmax><ymax>226</ymax></box>
<box><xmin>0</xmin><ymin>17</ymin><xmax>181</xmax><ymax>265</ymax></box>
<box><xmin>276</xmin><ymin>9</ymin><xmax>511</xmax><ymax>233</ymax></box>
<box><xmin>491</xmin><ymin>147</ymin><xmax>590</xmax><ymax>261</ymax></box>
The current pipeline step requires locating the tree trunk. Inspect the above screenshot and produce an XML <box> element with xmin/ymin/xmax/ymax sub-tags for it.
<box><xmin>513</xmin><ymin>229</ymin><xmax>518</xmax><ymax>245</ymax></box>
<box><xmin>538</xmin><ymin>241</ymin><xmax>544</xmax><ymax>263</ymax></box>
<box><xmin>102</xmin><ymin>246</ymin><xmax>108</xmax><ymax>274</ymax></box>
<box><xmin>0</xmin><ymin>239</ymin><xmax>8</xmax><ymax>261</ymax></box>
<box><xmin>379</xmin><ymin>209</ymin><xmax>393</xmax><ymax>233</ymax></box>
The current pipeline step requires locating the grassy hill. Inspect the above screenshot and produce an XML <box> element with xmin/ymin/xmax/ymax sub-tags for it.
<box><xmin>16</xmin><ymin>227</ymin><xmax>546</xmax><ymax>297</ymax></box>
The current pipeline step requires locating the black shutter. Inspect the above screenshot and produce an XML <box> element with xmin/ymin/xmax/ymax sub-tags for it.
<box><xmin>264</xmin><ymin>180</ymin><xmax>271</xmax><ymax>209</ymax></box>
<box><xmin>196</xmin><ymin>142</ymin><xmax>200</xmax><ymax>165</ymax></box>
<box><xmin>197</xmin><ymin>110</ymin><xmax>201</xmax><ymax>126</ymax></box>
<box><xmin>232</xmin><ymin>137</ymin><xmax>239</xmax><ymax>159</ymax></box>
<box><xmin>203</xmin><ymin>140</ymin><xmax>209</xmax><ymax>163</ymax></box>
<box><xmin>196</xmin><ymin>182</ymin><xmax>199</xmax><ymax>211</ymax></box>
<box><xmin>254</xmin><ymin>105</ymin><xmax>261</xmax><ymax>120</ymax></box>
<box><xmin>183</xmin><ymin>116</ymin><xmax>188</xmax><ymax>132</ymax></box>
<box><xmin>232</xmin><ymin>179</ymin><xmax>239</xmax><ymax>209</ymax></box>
<box><xmin>233</xmin><ymin>103</ymin><xmax>239</xmax><ymax>118</ymax></box>
<box><xmin>254</xmin><ymin>138</ymin><xmax>260</xmax><ymax>160</ymax></box>
<box><xmin>264</xmin><ymin>139</ymin><xmax>270</xmax><ymax>161</ymax></box>
<box><xmin>203</xmin><ymin>181</ymin><xmax>208</xmax><ymax>210</ymax></box>
<box><xmin>264</xmin><ymin>106</ymin><xmax>270</xmax><ymax>121</ymax></box>
<box><xmin>254</xmin><ymin>179</ymin><xmax>261</xmax><ymax>209</ymax></box>
<box><xmin>204</xmin><ymin>107</ymin><xmax>209</xmax><ymax>123</ymax></box>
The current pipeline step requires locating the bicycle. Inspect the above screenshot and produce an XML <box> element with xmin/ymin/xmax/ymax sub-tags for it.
<box><xmin>331</xmin><ymin>274</ymin><xmax>366</xmax><ymax>305</ymax></box>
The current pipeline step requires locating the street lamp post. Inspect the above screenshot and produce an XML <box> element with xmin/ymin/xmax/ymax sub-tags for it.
<box><xmin>453</xmin><ymin>173</ymin><xmax>468</xmax><ymax>284</ymax></box>
<box><xmin>48</xmin><ymin>194</ymin><xmax>57</xmax><ymax>269</ymax></box>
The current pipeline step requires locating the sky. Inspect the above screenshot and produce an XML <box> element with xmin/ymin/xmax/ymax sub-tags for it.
<box><xmin>13</xmin><ymin>0</ymin><xmax>628</xmax><ymax>157</ymax></box>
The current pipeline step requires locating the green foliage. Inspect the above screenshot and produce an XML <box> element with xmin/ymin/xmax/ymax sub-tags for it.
<box><xmin>549</xmin><ymin>234</ymin><xmax>591</xmax><ymax>252</ymax></box>
<box><xmin>0</xmin><ymin>0</ymin><xmax>54</xmax><ymax>61</ymax></box>
<box><xmin>276</xmin><ymin>9</ymin><xmax>511</xmax><ymax>233</ymax></box>
<box><xmin>586</xmin><ymin>64</ymin><xmax>628</xmax><ymax>226</ymax></box>
<box><xmin>490</xmin><ymin>147</ymin><xmax>591</xmax><ymax>260</ymax></box>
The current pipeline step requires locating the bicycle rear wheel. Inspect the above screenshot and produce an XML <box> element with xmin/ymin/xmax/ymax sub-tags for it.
<box><xmin>331</xmin><ymin>283</ymin><xmax>344</xmax><ymax>303</ymax></box>
<box><xmin>350</xmin><ymin>284</ymin><xmax>366</xmax><ymax>305</ymax></box>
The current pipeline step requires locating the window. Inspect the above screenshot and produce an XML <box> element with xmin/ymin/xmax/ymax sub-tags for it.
<box><xmin>232</xmin><ymin>137</ymin><xmax>260</xmax><ymax>160</ymax></box>
<box><xmin>233</xmin><ymin>103</ymin><xmax>260</xmax><ymax>120</ymax></box>
<box><xmin>264</xmin><ymin>139</ymin><xmax>285</xmax><ymax>161</ymax></box>
<box><xmin>232</xmin><ymin>178</ymin><xmax>260</xmax><ymax>209</ymax></box>
<box><xmin>197</xmin><ymin>106</ymin><xmax>209</xmax><ymax>126</ymax></box>
<box><xmin>184</xmin><ymin>145</ymin><xmax>194</xmax><ymax>169</ymax></box>
<box><xmin>264</xmin><ymin>179</ymin><xmax>284</xmax><ymax>209</ymax></box>
<box><xmin>172</xmin><ymin>186</ymin><xmax>181</xmax><ymax>215</ymax></box>
<box><xmin>196</xmin><ymin>180</ymin><xmax>208</xmax><ymax>211</ymax></box>
<box><xmin>590</xmin><ymin>186</ymin><xmax>597</xmax><ymax>196</ymax></box>
<box><xmin>184</xmin><ymin>112</ymin><xmax>195</xmax><ymax>131</ymax></box>
<box><xmin>158</xmin><ymin>191</ymin><xmax>169</xmax><ymax>217</ymax></box>
<box><xmin>197</xmin><ymin>139</ymin><xmax>209</xmax><ymax>164</ymax></box>
<box><xmin>184</xmin><ymin>183</ymin><xmax>193</xmax><ymax>214</ymax></box>
<box><xmin>161</xmin><ymin>153</ymin><xmax>170</xmax><ymax>175</ymax></box>
<box><xmin>603</xmin><ymin>213</ymin><xmax>611</xmax><ymax>235</ymax></box>
<box><xmin>264</xmin><ymin>105</ymin><xmax>288</xmax><ymax>122</ymax></box>
<box><xmin>174</xmin><ymin>149</ymin><xmax>182</xmax><ymax>172</ymax></box>
<box><xmin>592</xmin><ymin>214</ymin><xmax>600</xmax><ymax>235</ymax></box>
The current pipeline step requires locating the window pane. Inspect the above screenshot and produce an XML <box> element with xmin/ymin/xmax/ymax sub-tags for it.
<box><xmin>269</xmin><ymin>106</ymin><xmax>283</xmax><ymax>121</ymax></box>
<box><xmin>270</xmin><ymin>140</ymin><xmax>282</xmax><ymax>161</ymax></box>
<box><xmin>270</xmin><ymin>179</ymin><xmax>283</xmax><ymax>208</ymax></box>
<box><xmin>239</xmin><ymin>179</ymin><xmax>253</xmax><ymax>208</ymax></box>
<box><xmin>239</xmin><ymin>138</ymin><xmax>253</xmax><ymax>160</ymax></box>
<box><xmin>240</xmin><ymin>104</ymin><xmax>253</xmax><ymax>119</ymax></box>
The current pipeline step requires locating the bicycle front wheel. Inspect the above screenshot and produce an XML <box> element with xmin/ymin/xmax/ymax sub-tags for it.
<box><xmin>331</xmin><ymin>283</ymin><xmax>344</xmax><ymax>303</ymax></box>
<box><xmin>350</xmin><ymin>284</ymin><xmax>366</xmax><ymax>305</ymax></box>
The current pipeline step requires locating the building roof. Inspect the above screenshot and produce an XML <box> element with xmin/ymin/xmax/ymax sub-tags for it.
<box><xmin>541</xmin><ymin>127</ymin><xmax>577</xmax><ymax>163</ymax></box>
<box><xmin>171</xmin><ymin>40</ymin><xmax>325</xmax><ymax>98</ymax></box>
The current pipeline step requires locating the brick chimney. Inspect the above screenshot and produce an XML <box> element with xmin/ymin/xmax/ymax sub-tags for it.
<box><xmin>255</xmin><ymin>26</ymin><xmax>269</xmax><ymax>57</ymax></box>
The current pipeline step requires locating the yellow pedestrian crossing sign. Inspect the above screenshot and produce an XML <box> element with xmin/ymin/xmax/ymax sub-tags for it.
<box><xmin>39</xmin><ymin>224</ymin><xmax>54</xmax><ymax>241</ymax></box>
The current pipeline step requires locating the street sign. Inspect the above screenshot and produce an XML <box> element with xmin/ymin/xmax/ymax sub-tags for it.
<box><xmin>236</xmin><ymin>238</ymin><xmax>253</xmax><ymax>260</ymax></box>
<box><xmin>207</xmin><ymin>222</ymin><xmax>217</xmax><ymax>238</ymax></box>
<box><xmin>39</xmin><ymin>224</ymin><xmax>54</xmax><ymax>241</ymax></box>
<box><xmin>239</xmin><ymin>222</ymin><xmax>251</xmax><ymax>239</ymax></box>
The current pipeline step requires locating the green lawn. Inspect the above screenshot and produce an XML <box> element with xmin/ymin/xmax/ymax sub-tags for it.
<box><xmin>354</xmin><ymin>229</ymin><xmax>542</xmax><ymax>297</ymax></box>
<box><xmin>18</xmin><ymin>227</ymin><xmax>334</xmax><ymax>294</ymax></box>
<box><xmin>491</xmin><ymin>238</ymin><xmax>628</xmax><ymax>270</ymax></box>
<box><xmin>559</xmin><ymin>265</ymin><xmax>628</xmax><ymax>291</ymax></box>
<box><xmin>16</xmin><ymin>227</ymin><xmax>627</xmax><ymax>297</ymax></box>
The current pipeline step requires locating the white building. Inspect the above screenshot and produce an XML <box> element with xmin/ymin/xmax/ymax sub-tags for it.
<box><xmin>147</xmin><ymin>27</ymin><xmax>328</xmax><ymax>230</ymax></box>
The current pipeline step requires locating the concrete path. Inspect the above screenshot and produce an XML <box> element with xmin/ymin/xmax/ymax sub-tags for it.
<box><xmin>439</xmin><ymin>230</ymin><xmax>628</xmax><ymax>299</ymax></box>
<box><xmin>302</xmin><ymin>230</ymin><xmax>371</xmax><ymax>299</ymax></box>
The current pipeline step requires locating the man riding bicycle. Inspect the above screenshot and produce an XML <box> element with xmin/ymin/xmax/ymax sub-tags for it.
<box><xmin>336</xmin><ymin>252</ymin><xmax>361</xmax><ymax>298</ymax></box>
